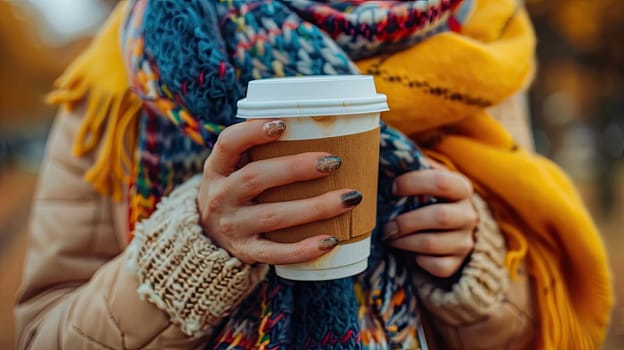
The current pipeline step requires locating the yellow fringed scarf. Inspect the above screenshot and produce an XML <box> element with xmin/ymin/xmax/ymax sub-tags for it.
<box><xmin>49</xmin><ymin>0</ymin><xmax>612</xmax><ymax>348</ymax></box>
<box><xmin>357</xmin><ymin>1</ymin><xmax>612</xmax><ymax>348</ymax></box>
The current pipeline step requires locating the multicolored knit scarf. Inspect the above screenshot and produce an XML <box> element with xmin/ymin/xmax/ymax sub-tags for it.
<box><xmin>49</xmin><ymin>0</ymin><xmax>613</xmax><ymax>349</ymax></box>
<box><xmin>120</xmin><ymin>1</ymin><xmax>471</xmax><ymax>348</ymax></box>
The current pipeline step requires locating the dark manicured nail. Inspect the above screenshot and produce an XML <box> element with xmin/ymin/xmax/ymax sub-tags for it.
<box><xmin>316</xmin><ymin>155</ymin><xmax>342</xmax><ymax>173</ymax></box>
<box><xmin>263</xmin><ymin>120</ymin><xmax>286</xmax><ymax>137</ymax></box>
<box><xmin>319</xmin><ymin>237</ymin><xmax>339</xmax><ymax>250</ymax></box>
<box><xmin>382</xmin><ymin>221</ymin><xmax>399</xmax><ymax>240</ymax></box>
<box><xmin>341</xmin><ymin>191</ymin><xmax>363</xmax><ymax>207</ymax></box>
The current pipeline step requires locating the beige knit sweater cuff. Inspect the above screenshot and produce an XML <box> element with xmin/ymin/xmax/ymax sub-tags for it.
<box><xmin>125</xmin><ymin>175</ymin><xmax>269</xmax><ymax>337</ymax></box>
<box><xmin>414</xmin><ymin>193</ymin><xmax>509</xmax><ymax>326</ymax></box>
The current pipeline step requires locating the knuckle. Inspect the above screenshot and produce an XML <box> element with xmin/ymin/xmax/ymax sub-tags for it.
<box><xmin>433</xmin><ymin>170</ymin><xmax>451</xmax><ymax>193</ymax></box>
<box><xmin>215</xmin><ymin>216</ymin><xmax>236</xmax><ymax>237</ymax></box>
<box><xmin>258</xmin><ymin>208</ymin><xmax>282</xmax><ymax>230</ymax></box>
<box><xmin>198</xmin><ymin>184</ymin><xmax>228</xmax><ymax>224</ymax></box>
<box><xmin>434</xmin><ymin>206</ymin><xmax>451</xmax><ymax>227</ymax></box>
<box><xmin>220</xmin><ymin>178</ymin><xmax>238</xmax><ymax>196</ymax></box>
<box><xmin>419</xmin><ymin>235</ymin><xmax>436</xmax><ymax>252</ymax></box>
<box><xmin>215</xmin><ymin>129</ymin><xmax>233</xmax><ymax>154</ymax></box>
<box><xmin>203</xmin><ymin>155</ymin><xmax>222</xmax><ymax>179</ymax></box>
<box><xmin>207</xmin><ymin>189</ymin><xmax>227</xmax><ymax>213</ymax></box>
<box><xmin>239</xmin><ymin>166</ymin><xmax>262</xmax><ymax>192</ymax></box>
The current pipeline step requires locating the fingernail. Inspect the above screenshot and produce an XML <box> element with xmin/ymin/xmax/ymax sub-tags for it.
<box><xmin>316</xmin><ymin>155</ymin><xmax>342</xmax><ymax>173</ymax></box>
<box><xmin>319</xmin><ymin>237</ymin><xmax>339</xmax><ymax>250</ymax></box>
<box><xmin>341</xmin><ymin>191</ymin><xmax>363</xmax><ymax>207</ymax></box>
<box><xmin>263</xmin><ymin>120</ymin><xmax>286</xmax><ymax>137</ymax></box>
<box><xmin>391</xmin><ymin>182</ymin><xmax>398</xmax><ymax>195</ymax></box>
<box><xmin>383</xmin><ymin>221</ymin><xmax>399</xmax><ymax>240</ymax></box>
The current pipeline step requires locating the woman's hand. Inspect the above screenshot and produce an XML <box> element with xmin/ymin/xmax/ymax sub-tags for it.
<box><xmin>384</xmin><ymin>159</ymin><xmax>477</xmax><ymax>278</ymax></box>
<box><xmin>198</xmin><ymin>119</ymin><xmax>362</xmax><ymax>265</ymax></box>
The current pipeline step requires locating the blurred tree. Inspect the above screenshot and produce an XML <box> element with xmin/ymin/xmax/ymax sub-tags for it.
<box><xmin>0</xmin><ymin>2</ymin><xmax>90</xmax><ymax>126</ymax></box>
<box><xmin>526</xmin><ymin>0</ymin><xmax>624</xmax><ymax>215</ymax></box>
<box><xmin>0</xmin><ymin>0</ymin><xmax>118</xmax><ymax>127</ymax></box>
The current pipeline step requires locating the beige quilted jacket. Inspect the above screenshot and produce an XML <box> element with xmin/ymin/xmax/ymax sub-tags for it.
<box><xmin>14</xmin><ymin>99</ymin><xmax>536</xmax><ymax>349</ymax></box>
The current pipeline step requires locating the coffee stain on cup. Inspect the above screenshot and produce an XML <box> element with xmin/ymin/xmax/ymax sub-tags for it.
<box><xmin>311</xmin><ymin>116</ymin><xmax>337</xmax><ymax>137</ymax></box>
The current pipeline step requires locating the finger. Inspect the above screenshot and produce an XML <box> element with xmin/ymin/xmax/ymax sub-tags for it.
<box><xmin>238</xmin><ymin>189</ymin><xmax>363</xmax><ymax>234</ymax></box>
<box><xmin>384</xmin><ymin>200</ymin><xmax>477</xmax><ymax>239</ymax></box>
<box><xmin>206</xmin><ymin>119</ymin><xmax>286</xmax><ymax>176</ymax></box>
<box><xmin>228</xmin><ymin>152</ymin><xmax>341</xmax><ymax>202</ymax></box>
<box><xmin>393</xmin><ymin>168</ymin><xmax>472</xmax><ymax>200</ymax></box>
<box><xmin>387</xmin><ymin>230</ymin><xmax>474</xmax><ymax>256</ymax></box>
<box><xmin>243</xmin><ymin>235</ymin><xmax>339</xmax><ymax>265</ymax></box>
<box><xmin>415</xmin><ymin>255</ymin><xmax>465</xmax><ymax>278</ymax></box>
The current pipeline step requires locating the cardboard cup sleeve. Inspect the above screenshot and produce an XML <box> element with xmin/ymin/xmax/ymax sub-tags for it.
<box><xmin>250</xmin><ymin>127</ymin><xmax>380</xmax><ymax>244</ymax></box>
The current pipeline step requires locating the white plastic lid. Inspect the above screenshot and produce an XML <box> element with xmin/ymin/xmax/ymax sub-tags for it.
<box><xmin>237</xmin><ymin>75</ymin><xmax>388</xmax><ymax>118</ymax></box>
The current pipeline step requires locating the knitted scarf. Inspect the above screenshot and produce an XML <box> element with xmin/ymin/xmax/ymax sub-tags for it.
<box><xmin>48</xmin><ymin>0</ymin><xmax>613</xmax><ymax>349</ymax></box>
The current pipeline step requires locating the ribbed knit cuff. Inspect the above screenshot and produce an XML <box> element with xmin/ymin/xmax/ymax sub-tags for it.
<box><xmin>125</xmin><ymin>175</ymin><xmax>269</xmax><ymax>337</ymax></box>
<box><xmin>414</xmin><ymin>193</ymin><xmax>509</xmax><ymax>326</ymax></box>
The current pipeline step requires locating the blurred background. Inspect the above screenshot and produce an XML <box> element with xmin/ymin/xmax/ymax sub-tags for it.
<box><xmin>0</xmin><ymin>0</ymin><xmax>622</xmax><ymax>348</ymax></box>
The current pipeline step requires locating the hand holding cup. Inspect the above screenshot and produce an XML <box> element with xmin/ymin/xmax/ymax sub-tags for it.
<box><xmin>197</xmin><ymin>118</ymin><xmax>362</xmax><ymax>266</ymax></box>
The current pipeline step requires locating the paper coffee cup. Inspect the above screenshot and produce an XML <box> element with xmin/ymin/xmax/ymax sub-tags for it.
<box><xmin>237</xmin><ymin>75</ymin><xmax>388</xmax><ymax>281</ymax></box>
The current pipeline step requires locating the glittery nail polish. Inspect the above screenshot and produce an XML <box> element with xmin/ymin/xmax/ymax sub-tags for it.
<box><xmin>341</xmin><ymin>191</ymin><xmax>363</xmax><ymax>207</ymax></box>
<box><xmin>263</xmin><ymin>120</ymin><xmax>286</xmax><ymax>137</ymax></box>
<box><xmin>319</xmin><ymin>237</ymin><xmax>339</xmax><ymax>250</ymax></box>
<box><xmin>315</xmin><ymin>155</ymin><xmax>342</xmax><ymax>173</ymax></box>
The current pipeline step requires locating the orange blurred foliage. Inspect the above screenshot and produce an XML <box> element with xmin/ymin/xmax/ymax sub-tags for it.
<box><xmin>0</xmin><ymin>2</ymin><xmax>91</xmax><ymax>125</ymax></box>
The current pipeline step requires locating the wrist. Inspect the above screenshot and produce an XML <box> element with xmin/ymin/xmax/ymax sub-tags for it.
<box><xmin>127</xmin><ymin>175</ymin><xmax>268</xmax><ymax>336</ymax></box>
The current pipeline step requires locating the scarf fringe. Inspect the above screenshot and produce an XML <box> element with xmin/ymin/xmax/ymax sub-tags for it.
<box><xmin>47</xmin><ymin>3</ymin><xmax>142</xmax><ymax>201</ymax></box>
<box><xmin>528</xmin><ymin>239</ymin><xmax>610</xmax><ymax>349</ymax></box>
<box><xmin>498</xmin><ymin>221</ymin><xmax>528</xmax><ymax>279</ymax></box>
<box><xmin>48</xmin><ymin>79</ymin><xmax>142</xmax><ymax>202</ymax></box>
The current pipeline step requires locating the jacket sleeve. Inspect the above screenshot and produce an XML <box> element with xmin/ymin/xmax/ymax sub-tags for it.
<box><xmin>14</xmin><ymin>108</ymin><xmax>266</xmax><ymax>349</ymax></box>
<box><xmin>415</xmin><ymin>194</ymin><xmax>537</xmax><ymax>350</ymax></box>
